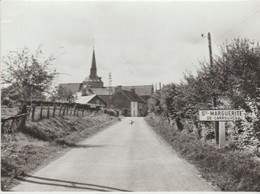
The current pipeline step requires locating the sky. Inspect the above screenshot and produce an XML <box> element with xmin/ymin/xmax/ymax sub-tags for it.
<box><xmin>1</xmin><ymin>0</ymin><xmax>260</xmax><ymax>88</ymax></box>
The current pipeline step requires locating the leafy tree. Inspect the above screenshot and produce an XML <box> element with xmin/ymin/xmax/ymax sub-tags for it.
<box><xmin>214</xmin><ymin>38</ymin><xmax>260</xmax><ymax>110</ymax></box>
<box><xmin>1</xmin><ymin>46</ymin><xmax>58</xmax><ymax>108</ymax></box>
<box><xmin>147</xmin><ymin>38</ymin><xmax>260</xmax><ymax>149</ymax></box>
<box><xmin>50</xmin><ymin>85</ymin><xmax>76</xmax><ymax>103</ymax></box>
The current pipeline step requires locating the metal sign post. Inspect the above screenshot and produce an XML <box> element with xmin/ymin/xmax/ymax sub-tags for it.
<box><xmin>219</xmin><ymin>121</ymin><xmax>226</xmax><ymax>148</ymax></box>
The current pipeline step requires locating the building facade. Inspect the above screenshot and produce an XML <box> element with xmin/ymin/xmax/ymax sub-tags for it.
<box><xmin>59</xmin><ymin>48</ymin><xmax>153</xmax><ymax>115</ymax></box>
<box><xmin>110</xmin><ymin>86</ymin><xmax>145</xmax><ymax>116</ymax></box>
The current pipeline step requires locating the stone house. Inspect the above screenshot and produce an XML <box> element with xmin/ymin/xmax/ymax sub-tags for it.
<box><xmin>110</xmin><ymin>86</ymin><xmax>145</xmax><ymax>117</ymax></box>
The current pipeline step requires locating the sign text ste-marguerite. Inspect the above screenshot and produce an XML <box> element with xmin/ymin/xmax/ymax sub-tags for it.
<box><xmin>199</xmin><ymin>110</ymin><xmax>245</xmax><ymax>121</ymax></box>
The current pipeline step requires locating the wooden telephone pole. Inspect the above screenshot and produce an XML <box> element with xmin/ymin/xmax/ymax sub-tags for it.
<box><xmin>203</xmin><ymin>32</ymin><xmax>219</xmax><ymax>144</ymax></box>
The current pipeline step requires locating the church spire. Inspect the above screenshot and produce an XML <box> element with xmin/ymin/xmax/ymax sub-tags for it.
<box><xmin>90</xmin><ymin>48</ymin><xmax>97</xmax><ymax>77</ymax></box>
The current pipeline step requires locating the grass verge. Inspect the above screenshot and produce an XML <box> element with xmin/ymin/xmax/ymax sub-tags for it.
<box><xmin>1</xmin><ymin>114</ymin><xmax>117</xmax><ymax>191</ymax></box>
<box><xmin>145</xmin><ymin>115</ymin><xmax>260</xmax><ymax>191</ymax></box>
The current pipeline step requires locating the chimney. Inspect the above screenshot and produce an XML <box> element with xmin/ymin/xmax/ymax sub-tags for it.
<box><xmin>115</xmin><ymin>85</ymin><xmax>122</xmax><ymax>92</ymax></box>
<box><xmin>82</xmin><ymin>84</ymin><xmax>91</xmax><ymax>96</ymax></box>
<box><xmin>82</xmin><ymin>84</ymin><xmax>87</xmax><ymax>96</ymax></box>
<box><xmin>131</xmin><ymin>88</ymin><xmax>135</xmax><ymax>93</ymax></box>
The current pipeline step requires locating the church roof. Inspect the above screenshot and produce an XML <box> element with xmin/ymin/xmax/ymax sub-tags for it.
<box><xmin>83</xmin><ymin>48</ymin><xmax>103</xmax><ymax>85</ymax></box>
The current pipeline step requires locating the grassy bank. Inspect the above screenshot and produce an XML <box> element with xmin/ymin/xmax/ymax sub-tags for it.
<box><xmin>145</xmin><ymin>115</ymin><xmax>260</xmax><ymax>191</ymax></box>
<box><xmin>1</xmin><ymin>114</ymin><xmax>117</xmax><ymax>191</ymax></box>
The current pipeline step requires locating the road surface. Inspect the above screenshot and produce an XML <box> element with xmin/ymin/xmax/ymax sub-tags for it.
<box><xmin>12</xmin><ymin>117</ymin><xmax>217</xmax><ymax>192</ymax></box>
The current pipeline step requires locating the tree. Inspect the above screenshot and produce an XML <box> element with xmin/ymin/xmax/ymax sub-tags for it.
<box><xmin>50</xmin><ymin>85</ymin><xmax>76</xmax><ymax>102</ymax></box>
<box><xmin>1</xmin><ymin>46</ymin><xmax>58</xmax><ymax>108</ymax></box>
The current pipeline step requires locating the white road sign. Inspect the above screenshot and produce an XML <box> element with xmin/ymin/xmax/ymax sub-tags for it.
<box><xmin>199</xmin><ymin>110</ymin><xmax>245</xmax><ymax>121</ymax></box>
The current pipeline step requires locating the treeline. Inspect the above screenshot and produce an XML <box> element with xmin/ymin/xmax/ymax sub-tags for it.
<box><xmin>148</xmin><ymin>38</ymin><xmax>260</xmax><ymax>152</ymax></box>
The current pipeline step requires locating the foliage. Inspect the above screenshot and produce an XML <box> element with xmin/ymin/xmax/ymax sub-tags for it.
<box><xmin>148</xmin><ymin>38</ymin><xmax>260</xmax><ymax>152</ymax></box>
<box><xmin>1</xmin><ymin>46</ymin><xmax>58</xmax><ymax>105</ymax></box>
<box><xmin>146</xmin><ymin>116</ymin><xmax>260</xmax><ymax>191</ymax></box>
<box><xmin>50</xmin><ymin>85</ymin><xmax>76</xmax><ymax>102</ymax></box>
<box><xmin>1</xmin><ymin>113</ymin><xmax>116</xmax><ymax>191</ymax></box>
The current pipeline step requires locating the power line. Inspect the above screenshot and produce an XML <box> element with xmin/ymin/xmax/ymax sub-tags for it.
<box><xmin>219</xmin><ymin>6</ymin><xmax>260</xmax><ymax>38</ymax></box>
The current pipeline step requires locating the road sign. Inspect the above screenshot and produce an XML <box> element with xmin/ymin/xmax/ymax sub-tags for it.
<box><xmin>199</xmin><ymin>110</ymin><xmax>245</xmax><ymax>121</ymax></box>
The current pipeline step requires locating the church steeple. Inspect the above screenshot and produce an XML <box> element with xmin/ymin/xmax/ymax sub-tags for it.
<box><xmin>82</xmin><ymin>46</ymin><xmax>104</xmax><ymax>88</ymax></box>
<box><xmin>90</xmin><ymin>48</ymin><xmax>97</xmax><ymax>77</ymax></box>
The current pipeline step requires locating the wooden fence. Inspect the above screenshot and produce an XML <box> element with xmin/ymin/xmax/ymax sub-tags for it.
<box><xmin>1</xmin><ymin>113</ymin><xmax>29</xmax><ymax>133</ymax></box>
<box><xmin>1</xmin><ymin>100</ymin><xmax>119</xmax><ymax>133</ymax></box>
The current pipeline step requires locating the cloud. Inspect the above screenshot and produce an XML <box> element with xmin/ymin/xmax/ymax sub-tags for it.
<box><xmin>2</xmin><ymin>1</ymin><xmax>260</xmax><ymax>87</ymax></box>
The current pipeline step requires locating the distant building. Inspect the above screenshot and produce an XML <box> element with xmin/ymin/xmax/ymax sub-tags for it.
<box><xmin>75</xmin><ymin>93</ymin><xmax>106</xmax><ymax>107</ymax></box>
<box><xmin>110</xmin><ymin>86</ymin><xmax>145</xmax><ymax>116</ymax></box>
<box><xmin>59</xmin><ymin>48</ymin><xmax>153</xmax><ymax>115</ymax></box>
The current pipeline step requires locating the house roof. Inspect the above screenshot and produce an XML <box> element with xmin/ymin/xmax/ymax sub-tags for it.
<box><xmin>98</xmin><ymin>95</ymin><xmax>111</xmax><ymax>104</ymax></box>
<box><xmin>91</xmin><ymin>85</ymin><xmax>153</xmax><ymax>96</ymax></box>
<box><xmin>75</xmin><ymin>93</ymin><xmax>96</xmax><ymax>104</ymax></box>
<box><xmin>90</xmin><ymin>88</ymin><xmax>115</xmax><ymax>95</ymax></box>
<box><xmin>59</xmin><ymin>83</ymin><xmax>80</xmax><ymax>94</ymax></box>
<box><xmin>75</xmin><ymin>93</ymin><xmax>106</xmax><ymax>105</ymax></box>
<box><xmin>121</xmin><ymin>85</ymin><xmax>153</xmax><ymax>96</ymax></box>
<box><xmin>119</xmin><ymin>90</ymin><xmax>145</xmax><ymax>103</ymax></box>
<box><xmin>59</xmin><ymin>84</ymin><xmax>153</xmax><ymax>97</ymax></box>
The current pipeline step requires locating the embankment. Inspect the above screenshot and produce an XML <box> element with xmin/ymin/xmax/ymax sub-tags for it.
<box><xmin>1</xmin><ymin>114</ymin><xmax>118</xmax><ymax>191</ymax></box>
<box><xmin>145</xmin><ymin>115</ymin><xmax>260</xmax><ymax>191</ymax></box>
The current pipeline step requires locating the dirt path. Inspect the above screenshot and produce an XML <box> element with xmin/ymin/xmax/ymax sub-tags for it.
<box><xmin>12</xmin><ymin>117</ymin><xmax>218</xmax><ymax>192</ymax></box>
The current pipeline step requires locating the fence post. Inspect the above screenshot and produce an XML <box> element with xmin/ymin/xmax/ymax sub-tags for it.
<box><xmin>47</xmin><ymin>104</ymin><xmax>50</xmax><ymax>119</ymax></box>
<box><xmin>53</xmin><ymin>104</ymin><xmax>56</xmax><ymax>117</ymax></box>
<box><xmin>73</xmin><ymin>106</ymin><xmax>76</xmax><ymax>116</ymax></box>
<box><xmin>66</xmin><ymin>106</ymin><xmax>69</xmax><ymax>115</ymax></box>
<box><xmin>40</xmin><ymin>103</ymin><xmax>43</xmax><ymax>119</ymax></box>
<box><xmin>76</xmin><ymin>107</ymin><xmax>79</xmax><ymax>116</ymax></box>
<box><xmin>82</xmin><ymin>108</ymin><xmax>84</xmax><ymax>116</ymax></box>
<box><xmin>31</xmin><ymin>105</ymin><xmax>36</xmax><ymax>121</ymax></box>
<box><xmin>70</xmin><ymin>106</ymin><xmax>73</xmax><ymax>115</ymax></box>
<box><xmin>59</xmin><ymin>104</ymin><xmax>63</xmax><ymax>116</ymax></box>
<box><xmin>63</xmin><ymin>105</ymin><xmax>66</xmax><ymax>116</ymax></box>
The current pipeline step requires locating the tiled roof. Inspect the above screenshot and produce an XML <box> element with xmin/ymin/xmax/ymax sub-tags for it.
<box><xmin>90</xmin><ymin>88</ymin><xmax>115</xmax><ymax>95</ymax></box>
<box><xmin>91</xmin><ymin>85</ymin><xmax>153</xmax><ymax>96</ymax></box>
<box><xmin>75</xmin><ymin>93</ymin><xmax>96</xmax><ymax>104</ymax></box>
<box><xmin>58</xmin><ymin>84</ymin><xmax>153</xmax><ymax>97</ymax></box>
<box><xmin>98</xmin><ymin>95</ymin><xmax>111</xmax><ymax>104</ymax></box>
<box><xmin>59</xmin><ymin>83</ymin><xmax>80</xmax><ymax>94</ymax></box>
<box><xmin>121</xmin><ymin>85</ymin><xmax>153</xmax><ymax>96</ymax></box>
<box><xmin>120</xmin><ymin>90</ymin><xmax>144</xmax><ymax>103</ymax></box>
<box><xmin>140</xmin><ymin>95</ymin><xmax>151</xmax><ymax>102</ymax></box>
<box><xmin>75</xmin><ymin>93</ymin><xmax>106</xmax><ymax>105</ymax></box>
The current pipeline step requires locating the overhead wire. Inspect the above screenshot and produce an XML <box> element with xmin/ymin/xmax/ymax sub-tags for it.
<box><xmin>219</xmin><ymin>5</ymin><xmax>260</xmax><ymax>39</ymax></box>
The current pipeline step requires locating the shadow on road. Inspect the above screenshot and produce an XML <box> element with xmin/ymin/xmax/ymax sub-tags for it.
<box><xmin>15</xmin><ymin>173</ymin><xmax>131</xmax><ymax>192</ymax></box>
<box><xmin>69</xmin><ymin>144</ymin><xmax>106</xmax><ymax>148</ymax></box>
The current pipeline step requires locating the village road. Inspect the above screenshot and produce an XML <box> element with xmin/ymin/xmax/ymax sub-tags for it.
<box><xmin>12</xmin><ymin>117</ymin><xmax>218</xmax><ymax>192</ymax></box>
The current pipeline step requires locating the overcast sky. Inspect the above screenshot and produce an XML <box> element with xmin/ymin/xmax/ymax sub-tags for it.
<box><xmin>1</xmin><ymin>0</ymin><xmax>260</xmax><ymax>87</ymax></box>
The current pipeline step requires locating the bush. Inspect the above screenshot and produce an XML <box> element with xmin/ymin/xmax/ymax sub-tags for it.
<box><xmin>145</xmin><ymin>116</ymin><xmax>260</xmax><ymax>191</ymax></box>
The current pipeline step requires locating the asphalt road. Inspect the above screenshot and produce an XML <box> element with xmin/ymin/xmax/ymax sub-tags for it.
<box><xmin>12</xmin><ymin>117</ymin><xmax>217</xmax><ymax>192</ymax></box>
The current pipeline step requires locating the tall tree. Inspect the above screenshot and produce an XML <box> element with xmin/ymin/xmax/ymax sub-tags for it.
<box><xmin>1</xmin><ymin>46</ymin><xmax>58</xmax><ymax>108</ymax></box>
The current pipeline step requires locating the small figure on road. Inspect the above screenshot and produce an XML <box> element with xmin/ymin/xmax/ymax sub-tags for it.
<box><xmin>129</xmin><ymin>120</ymin><xmax>134</xmax><ymax>125</ymax></box>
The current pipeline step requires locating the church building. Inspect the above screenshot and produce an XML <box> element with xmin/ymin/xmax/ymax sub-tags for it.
<box><xmin>59</xmin><ymin>48</ymin><xmax>153</xmax><ymax>116</ymax></box>
<box><xmin>79</xmin><ymin>49</ymin><xmax>104</xmax><ymax>90</ymax></box>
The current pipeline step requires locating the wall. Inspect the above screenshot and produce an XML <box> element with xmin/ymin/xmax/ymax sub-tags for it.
<box><xmin>111</xmin><ymin>92</ymin><xmax>131</xmax><ymax>116</ymax></box>
<box><xmin>131</xmin><ymin>102</ymin><xmax>138</xmax><ymax>117</ymax></box>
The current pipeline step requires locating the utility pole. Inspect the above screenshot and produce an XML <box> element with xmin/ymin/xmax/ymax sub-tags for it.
<box><xmin>108</xmin><ymin>72</ymin><xmax>112</xmax><ymax>109</ymax></box>
<box><xmin>207</xmin><ymin>32</ymin><xmax>213</xmax><ymax>67</ymax></box>
<box><xmin>202</xmin><ymin>32</ymin><xmax>219</xmax><ymax>144</ymax></box>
